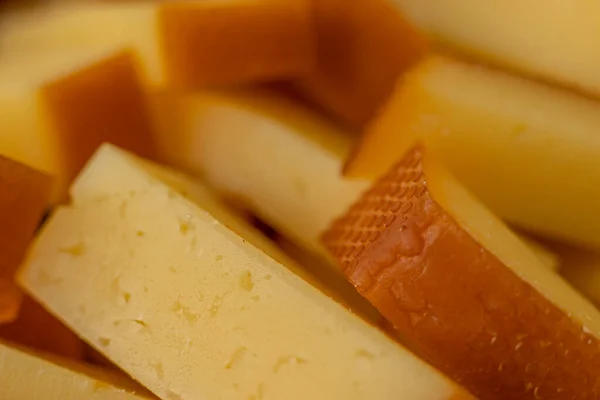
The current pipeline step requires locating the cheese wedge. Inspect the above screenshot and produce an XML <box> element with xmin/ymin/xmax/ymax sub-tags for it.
<box><xmin>347</xmin><ymin>55</ymin><xmax>600</xmax><ymax>248</ymax></box>
<box><xmin>555</xmin><ymin>245</ymin><xmax>600</xmax><ymax>306</ymax></box>
<box><xmin>0</xmin><ymin>296</ymin><xmax>83</xmax><ymax>360</ymax></box>
<box><xmin>0</xmin><ymin>155</ymin><xmax>51</xmax><ymax>324</ymax></box>
<box><xmin>19</xmin><ymin>145</ymin><xmax>472</xmax><ymax>400</ymax></box>
<box><xmin>0</xmin><ymin>48</ymin><xmax>157</xmax><ymax>200</ymax></box>
<box><xmin>393</xmin><ymin>0</ymin><xmax>600</xmax><ymax>98</ymax></box>
<box><xmin>0</xmin><ymin>0</ymin><xmax>315</xmax><ymax>88</ymax></box>
<box><xmin>0</xmin><ymin>340</ymin><xmax>150</xmax><ymax>400</ymax></box>
<box><xmin>151</xmin><ymin>90</ymin><xmax>370</xmax><ymax>267</ymax></box>
<box><xmin>324</xmin><ymin>145</ymin><xmax>600</xmax><ymax>400</ymax></box>
<box><xmin>298</xmin><ymin>0</ymin><xmax>426</xmax><ymax>126</ymax></box>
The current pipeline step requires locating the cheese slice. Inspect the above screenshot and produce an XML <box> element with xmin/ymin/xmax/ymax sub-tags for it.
<box><xmin>516</xmin><ymin>234</ymin><xmax>560</xmax><ymax>272</ymax></box>
<box><xmin>325</xmin><ymin>144</ymin><xmax>600</xmax><ymax>399</ymax></box>
<box><xmin>19</xmin><ymin>144</ymin><xmax>472</xmax><ymax>400</ymax></box>
<box><xmin>297</xmin><ymin>0</ymin><xmax>426</xmax><ymax>127</ymax></box>
<box><xmin>347</xmin><ymin>55</ymin><xmax>600</xmax><ymax>248</ymax></box>
<box><xmin>0</xmin><ymin>48</ymin><xmax>157</xmax><ymax>200</ymax></box>
<box><xmin>393</xmin><ymin>0</ymin><xmax>600</xmax><ymax>97</ymax></box>
<box><xmin>556</xmin><ymin>245</ymin><xmax>600</xmax><ymax>306</ymax></box>
<box><xmin>0</xmin><ymin>0</ymin><xmax>315</xmax><ymax>88</ymax></box>
<box><xmin>0</xmin><ymin>340</ymin><xmax>150</xmax><ymax>400</ymax></box>
<box><xmin>0</xmin><ymin>155</ymin><xmax>51</xmax><ymax>324</ymax></box>
<box><xmin>151</xmin><ymin>89</ymin><xmax>370</xmax><ymax>268</ymax></box>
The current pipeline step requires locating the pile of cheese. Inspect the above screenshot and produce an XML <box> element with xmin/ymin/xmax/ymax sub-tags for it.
<box><xmin>2</xmin><ymin>0</ymin><xmax>600</xmax><ymax>399</ymax></box>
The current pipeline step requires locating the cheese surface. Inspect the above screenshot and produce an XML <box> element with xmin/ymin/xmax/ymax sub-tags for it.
<box><xmin>0</xmin><ymin>340</ymin><xmax>148</xmax><ymax>400</ymax></box>
<box><xmin>152</xmin><ymin>90</ymin><xmax>370</xmax><ymax>265</ymax></box>
<box><xmin>393</xmin><ymin>0</ymin><xmax>600</xmax><ymax>97</ymax></box>
<box><xmin>0</xmin><ymin>49</ymin><xmax>157</xmax><ymax>200</ymax></box>
<box><xmin>348</xmin><ymin>56</ymin><xmax>600</xmax><ymax>248</ymax></box>
<box><xmin>0</xmin><ymin>0</ymin><xmax>315</xmax><ymax>87</ymax></box>
<box><xmin>19</xmin><ymin>145</ymin><xmax>470</xmax><ymax>400</ymax></box>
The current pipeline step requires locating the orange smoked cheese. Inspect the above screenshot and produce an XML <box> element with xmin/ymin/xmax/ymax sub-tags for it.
<box><xmin>0</xmin><ymin>156</ymin><xmax>51</xmax><ymax>324</ymax></box>
<box><xmin>324</xmin><ymin>145</ymin><xmax>600</xmax><ymax>400</ymax></box>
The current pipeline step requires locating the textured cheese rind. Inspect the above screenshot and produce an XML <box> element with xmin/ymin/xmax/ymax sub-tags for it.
<box><xmin>393</xmin><ymin>0</ymin><xmax>600</xmax><ymax>97</ymax></box>
<box><xmin>0</xmin><ymin>155</ymin><xmax>51</xmax><ymax>323</ymax></box>
<box><xmin>0</xmin><ymin>0</ymin><xmax>315</xmax><ymax>87</ymax></box>
<box><xmin>325</xmin><ymin>145</ymin><xmax>600</xmax><ymax>399</ymax></box>
<box><xmin>0</xmin><ymin>49</ymin><xmax>157</xmax><ymax>200</ymax></box>
<box><xmin>348</xmin><ymin>56</ymin><xmax>600</xmax><ymax>248</ymax></box>
<box><xmin>152</xmin><ymin>90</ymin><xmax>370</xmax><ymax>265</ymax></box>
<box><xmin>19</xmin><ymin>145</ymin><xmax>468</xmax><ymax>400</ymax></box>
<box><xmin>298</xmin><ymin>0</ymin><xmax>426</xmax><ymax>127</ymax></box>
<box><xmin>0</xmin><ymin>341</ymin><xmax>148</xmax><ymax>400</ymax></box>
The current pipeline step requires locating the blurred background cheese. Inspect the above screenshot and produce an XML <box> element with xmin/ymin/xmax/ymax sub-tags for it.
<box><xmin>393</xmin><ymin>0</ymin><xmax>600</xmax><ymax>99</ymax></box>
<box><xmin>0</xmin><ymin>340</ymin><xmax>151</xmax><ymax>399</ymax></box>
<box><xmin>19</xmin><ymin>145</ymin><xmax>472</xmax><ymax>400</ymax></box>
<box><xmin>0</xmin><ymin>0</ymin><xmax>315</xmax><ymax>88</ymax></box>
<box><xmin>151</xmin><ymin>89</ymin><xmax>370</xmax><ymax>270</ymax></box>
<box><xmin>0</xmin><ymin>48</ymin><xmax>157</xmax><ymax>200</ymax></box>
<box><xmin>296</xmin><ymin>0</ymin><xmax>426</xmax><ymax>127</ymax></box>
<box><xmin>0</xmin><ymin>154</ymin><xmax>50</xmax><ymax>324</ymax></box>
<box><xmin>348</xmin><ymin>55</ymin><xmax>600</xmax><ymax>250</ymax></box>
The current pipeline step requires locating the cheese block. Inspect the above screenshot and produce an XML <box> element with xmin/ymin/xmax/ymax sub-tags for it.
<box><xmin>324</xmin><ymin>145</ymin><xmax>600</xmax><ymax>400</ymax></box>
<box><xmin>0</xmin><ymin>48</ymin><xmax>157</xmax><ymax>200</ymax></box>
<box><xmin>555</xmin><ymin>245</ymin><xmax>600</xmax><ymax>306</ymax></box>
<box><xmin>347</xmin><ymin>55</ymin><xmax>600</xmax><ymax>248</ymax></box>
<box><xmin>0</xmin><ymin>0</ymin><xmax>315</xmax><ymax>88</ymax></box>
<box><xmin>19</xmin><ymin>145</ymin><xmax>473</xmax><ymax>400</ymax></box>
<box><xmin>393</xmin><ymin>0</ymin><xmax>600</xmax><ymax>98</ymax></box>
<box><xmin>0</xmin><ymin>295</ymin><xmax>83</xmax><ymax>360</ymax></box>
<box><xmin>0</xmin><ymin>155</ymin><xmax>51</xmax><ymax>323</ymax></box>
<box><xmin>297</xmin><ymin>0</ymin><xmax>426</xmax><ymax>127</ymax></box>
<box><xmin>516</xmin><ymin>234</ymin><xmax>560</xmax><ymax>272</ymax></box>
<box><xmin>151</xmin><ymin>89</ymin><xmax>370</xmax><ymax>267</ymax></box>
<box><xmin>0</xmin><ymin>340</ymin><xmax>150</xmax><ymax>400</ymax></box>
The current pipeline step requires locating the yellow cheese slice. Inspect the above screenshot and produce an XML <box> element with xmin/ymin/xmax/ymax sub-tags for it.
<box><xmin>0</xmin><ymin>0</ymin><xmax>315</xmax><ymax>88</ymax></box>
<box><xmin>150</xmin><ymin>89</ymin><xmax>370</xmax><ymax>267</ymax></box>
<box><xmin>516</xmin><ymin>234</ymin><xmax>560</xmax><ymax>272</ymax></box>
<box><xmin>348</xmin><ymin>55</ymin><xmax>600</xmax><ymax>249</ymax></box>
<box><xmin>0</xmin><ymin>48</ymin><xmax>157</xmax><ymax>200</ymax></box>
<box><xmin>393</xmin><ymin>0</ymin><xmax>600</xmax><ymax>97</ymax></box>
<box><xmin>0</xmin><ymin>340</ymin><xmax>150</xmax><ymax>400</ymax></box>
<box><xmin>19</xmin><ymin>144</ymin><xmax>472</xmax><ymax>400</ymax></box>
<box><xmin>556</xmin><ymin>245</ymin><xmax>600</xmax><ymax>307</ymax></box>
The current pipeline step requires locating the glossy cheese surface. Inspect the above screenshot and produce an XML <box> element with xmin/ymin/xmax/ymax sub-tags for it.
<box><xmin>19</xmin><ymin>145</ymin><xmax>470</xmax><ymax>400</ymax></box>
<box><xmin>325</xmin><ymin>146</ymin><xmax>600</xmax><ymax>399</ymax></box>
<box><xmin>0</xmin><ymin>0</ymin><xmax>315</xmax><ymax>87</ymax></box>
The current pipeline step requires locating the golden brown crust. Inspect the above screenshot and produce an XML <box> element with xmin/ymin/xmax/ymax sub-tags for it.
<box><xmin>298</xmin><ymin>0</ymin><xmax>426</xmax><ymax>127</ymax></box>
<box><xmin>0</xmin><ymin>156</ymin><xmax>51</xmax><ymax>323</ymax></box>
<box><xmin>159</xmin><ymin>0</ymin><xmax>315</xmax><ymax>87</ymax></box>
<box><xmin>323</xmin><ymin>145</ymin><xmax>600</xmax><ymax>400</ymax></box>
<box><xmin>41</xmin><ymin>50</ymin><xmax>158</xmax><ymax>194</ymax></box>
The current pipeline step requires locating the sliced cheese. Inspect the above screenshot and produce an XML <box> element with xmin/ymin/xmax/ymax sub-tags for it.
<box><xmin>0</xmin><ymin>340</ymin><xmax>149</xmax><ymax>400</ymax></box>
<box><xmin>516</xmin><ymin>234</ymin><xmax>560</xmax><ymax>272</ymax></box>
<box><xmin>0</xmin><ymin>0</ymin><xmax>315</xmax><ymax>88</ymax></box>
<box><xmin>151</xmin><ymin>89</ymin><xmax>370</xmax><ymax>268</ymax></box>
<box><xmin>0</xmin><ymin>295</ymin><xmax>83</xmax><ymax>360</ymax></box>
<box><xmin>393</xmin><ymin>0</ymin><xmax>600</xmax><ymax>97</ymax></box>
<box><xmin>19</xmin><ymin>144</ymin><xmax>472</xmax><ymax>400</ymax></box>
<box><xmin>325</xmin><ymin>144</ymin><xmax>600</xmax><ymax>400</ymax></box>
<box><xmin>0</xmin><ymin>155</ymin><xmax>51</xmax><ymax>323</ymax></box>
<box><xmin>348</xmin><ymin>55</ymin><xmax>600</xmax><ymax>248</ymax></box>
<box><xmin>556</xmin><ymin>245</ymin><xmax>600</xmax><ymax>307</ymax></box>
<box><xmin>298</xmin><ymin>0</ymin><xmax>426</xmax><ymax>126</ymax></box>
<box><xmin>0</xmin><ymin>48</ymin><xmax>157</xmax><ymax>200</ymax></box>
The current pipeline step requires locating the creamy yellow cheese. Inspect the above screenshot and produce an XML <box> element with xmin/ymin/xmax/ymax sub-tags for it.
<box><xmin>556</xmin><ymin>245</ymin><xmax>600</xmax><ymax>307</ymax></box>
<box><xmin>516</xmin><ymin>234</ymin><xmax>560</xmax><ymax>272</ymax></box>
<box><xmin>349</xmin><ymin>56</ymin><xmax>600</xmax><ymax>249</ymax></box>
<box><xmin>393</xmin><ymin>0</ymin><xmax>600</xmax><ymax>97</ymax></box>
<box><xmin>0</xmin><ymin>0</ymin><xmax>315</xmax><ymax>88</ymax></box>
<box><xmin>0</xmin><ymin>340</ymin><xmax>149</xmax><ymax>400</ymax></box>
<box><xmin>19</xmin><ymin>145</ymin><xmax>468</xmax><ymax>400</ymax></box>
<box><xmin>0</xmin><ymin>48</ymin><xmax>157</xmax><ymax>201</ymax></box>
<box><xmin>151</xmin><ymin>90</ymin><xmax>370</xmax><ymax>265</ymax></box>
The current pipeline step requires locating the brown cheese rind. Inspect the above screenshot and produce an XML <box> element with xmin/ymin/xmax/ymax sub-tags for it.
<box><xmin>0</xmin><ymin>156</ymin><xmax>51</xmax><ymax>323</ymax></box>
<box><xmin>323</xmin><ymin>145</ymin><xmax>600</xmax><ymax>400</ymax></box>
